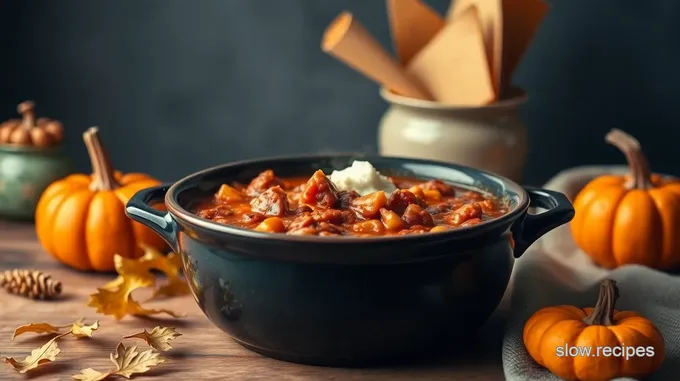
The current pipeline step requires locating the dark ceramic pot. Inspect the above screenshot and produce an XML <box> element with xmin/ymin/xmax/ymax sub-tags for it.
<box><xmin>125</xmin><ymin>155</ymin><xmax>574</xmax><ymax>367</ymax></box>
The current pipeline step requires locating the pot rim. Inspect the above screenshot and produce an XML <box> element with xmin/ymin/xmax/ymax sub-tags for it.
<box><xmin>163</xmin><ymin>154</ymin><xmax>530</xmax><ymax>245</ymax></box>
<box><xmin>379</xmin><ymin>87</ymin><xmax>528</xmax><ymax>111</ymax></box>
<box><xmin>0</xmin><ymin>143</ymin><xmax>63</xmax><ymax>154</ymax></box>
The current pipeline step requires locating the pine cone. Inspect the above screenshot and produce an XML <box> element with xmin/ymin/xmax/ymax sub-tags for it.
<box><xmin>0</xmin><ymin>269</ymin><xmax>62</xmax><ymax>300</ymax></box>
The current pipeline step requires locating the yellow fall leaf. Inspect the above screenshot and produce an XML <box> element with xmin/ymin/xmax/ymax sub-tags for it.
<box><xmin>72</xmin><ymin>368</ymin><xmax>111</xmax><ymax>381</ymax></box>
<box><xmin>110</xmin><ymin>343</ymin><xmax>165</xmax><ymax>378</ymax></box>
<box><xmin>12</xmin><ymin>322</ymin><xmax>66</xmax><ymax>340</ymax></box>
<box><xmin>100</xmin><ymin>247</ymin><xmax>190</xmax><ymax>300</ymax></box>
<box><xmin>72</xmin><ymin>343</ymin><xmax>166</xmax><ymax>380</ymax></box>
<box><xmin>70</xmin><ymin>321</ymin><xmax>100</xmax><ymax>338</ymax></box>
<box><xmin>89</xmin><ymin>272</ymin><xmax>184</xmax><ymax>320</ymax></box>
<box><xmin>139</xmin><ymin>247</ymin><xmax>191</xmax><ymax>300</ymax></box>
<box><xmin>123</xmin><ymin>326</ymin><xmax>182</xmax><ymax>352</ymax></box>
<box><xmin>12</xmin><ymin>320</ymin><xmax>99</xmax><ymax>340</ymax></box>
<box><xmin>4</xmin><ymin>334</ymin><xmax>64</xmax><ymax>373</ymax></box>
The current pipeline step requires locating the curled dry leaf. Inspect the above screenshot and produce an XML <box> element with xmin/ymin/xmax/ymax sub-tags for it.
<box><xmin>4</xmin><ymin>333</ymin><xmax>64</xmax><ymax>373</ymax></box>
<box><xmin>72</xmin><ymin>343</ymin><xmax>165</xmax><ymax>381</ymax></box>
<box><xmin>70</xmin><ymin>321</ymin><xmax>101</xmax><ymax>338</ymax></box>
<box><xmin>145</xmin><ymin>250</ymin><xmax>191</xmax><ymax>300</ymax></box>
<box><xmin>12</xmin><ymin>322</ymin><xmax>66</xmax><ymax>339</ymax></box>
<box><xmin>73</xmin><ymin>368</ymin><xmax>111</xmax><ymax>381</ymax></box>
<box><xmin>124</xmin><ymin>326</ymin><xmax>182</xmax><ymax>352</ymax></box>
<box><xmin>12</xmin><ymin>320</ymin><xmax>99</xmax><ymax>340</ymax></box>
<box><xmin>88</xmin><ymin>260</ymin><xmax>184</xmax><ymax>320</ymax></box>
<box><xmin>102</xmin><ymin>246</ymin><xmax>190</xmax><ymax>299</ymax></box>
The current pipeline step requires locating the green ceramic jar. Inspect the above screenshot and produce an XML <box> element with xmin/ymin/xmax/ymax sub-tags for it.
<box><xmin>0</xmin><ymin>144</ymin><xmax>73</xmax><ymax>221</ymax></box>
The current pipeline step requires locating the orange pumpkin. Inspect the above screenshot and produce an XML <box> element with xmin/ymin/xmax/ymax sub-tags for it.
<box><xmin>35</xmin><ymin>127</ymin><xmax>166</xmax><ymax>272</ymax></box>
<box><xmin>523</xmin><ymin>279</ymin><xmax>665</xmax><ymax>381</ymax></box>
<box><xmin>571</xmin><ymin>129</ymin><xmax>680</xmax><ymax>269</ymax></box>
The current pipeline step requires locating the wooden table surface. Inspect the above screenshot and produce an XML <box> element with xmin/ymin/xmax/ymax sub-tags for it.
<box><xmin>0</xmin><ymin>220</ymin><xmax>507</xmax><ymax>380</ymax></box>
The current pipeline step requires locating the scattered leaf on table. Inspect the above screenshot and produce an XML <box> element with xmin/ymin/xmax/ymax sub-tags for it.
<box><xmin>72</xmin><ymin>343</ymin><xmax>166</xmax><ymax>380</ymax></box>
<box><xmin>124</xmin><ymin>326</ymin><xmax>182</xmax><ymax>352</ymax></box>
<box><xmin>139</xmin><ymin>246</ymin><xmax>191</xmax><ymax>300</ymax></box>
<box><xmin>89</xmin><ymin>269</ymin><xmax>184</xmax><ymax>320</ymax></box>
<box><xmin>102</xmin><ymin>255</ymin><xmax>156</xmax><ymax>291</ymax></box>
<box><xmin>110</xmin><ymin>343</ymin><xmax>165</xmax><ymax>378</ymax></box>
<box><xmin>4</xmin><ymin>334</ymin><xmax>63</xmax><ymax>373</ymax></box>
<box><xmin>72</xmin><ymin>368</ymin><xmax>111</xmax><ymax>381</ymax></box>
<box><xmin>12</xmin><ymin>322</ymin><xmax>66</xmax><ymax>340</ymax></box>
<box><xmin>70</xmin><ymin>321</ymin><xmax>100</xmax><ymax>338</ymax></box>
<box><xmin>128</xmin><ymin>301</ymin><xmax>186</xmax><ymax>319</ymax></box>
<box><xmin>12</xmin><ymin>319</ymin><xmax>97</xmax><ymax>340</ymax></box>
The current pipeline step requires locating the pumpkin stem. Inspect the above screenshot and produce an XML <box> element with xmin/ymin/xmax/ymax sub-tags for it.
<box><xmin>83</xmin><ymin>127</ymin><xmax>119</xmax><ymax>191</ymax></box>
<box><xmin>583</xmin><ymin>279</ymin><xmax>619</xmax><ymax>326</ymax></box>
<box><xmin>605</xmin><ymin>129</ymin><xmax>653</xmax><ymax>190</ymax></box>
<box><xmin>17</xmin><ymin>101</ymin><xmax>36</xmax><ymax>130</ymax></box>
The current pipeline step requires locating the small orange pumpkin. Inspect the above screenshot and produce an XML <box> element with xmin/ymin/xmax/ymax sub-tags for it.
<box><xmin>523</xmin><ymin>279</ymin><xmax>665</xmax><ymax>381</ymax></box>
<box><xmin>35</xmin><ymin>127</ymin><xmax>166</xmax><ymax>271</ymax></box>
<box><xmin>571</xmin><ymin>129</ymin><xmax>680</xmax><ymax>269</ymax></box>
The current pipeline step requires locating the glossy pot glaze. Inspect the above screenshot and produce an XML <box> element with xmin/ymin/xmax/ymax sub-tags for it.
<box><xmin>126</xmin><ymin>155</ymin><xmax>574</xmax><ymax>367</ymax></box>
<box><xmin>0</xmin><ymin>144</ymin><xmax>73</xmax><ymax>220</ymax></box>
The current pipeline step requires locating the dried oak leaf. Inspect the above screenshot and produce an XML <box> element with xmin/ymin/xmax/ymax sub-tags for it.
<box><xmin>72</xmin><ymin>343</ymin><xmax>165</xmax><ymax>381</ymax></box>
<box><xmin>12</xmin><ymin>320</ymin><xmax>99</xmax><ymax>340</ymax></box>
<box><xmin>70</xmin><ymin>321</ymin><xmax>101</xmax><ymax>338</ymax></box>
<box><xmin>103</xmin><ymin>247</ymin><xmax>190</xmax><ymax>300</ymax></box>
<box><xmin>147</xmin><ymin>250</ymin><xmax>191</xmax><ymax>300</ymax></box>
<box><xmin>88</xmin><ymin>264</ymin><xmax>184</xmax><ymax>320</ymax></box>
<box><xmin>4</xmin><ymin>334</ymin><xmax>64</xmax><ymax>373</ymax></box>
<box><xmin>124</xmin><ymin>326</ymin><xmax>181</xmax><ymax>352</ymax></box>
<box><xmin>72</xmin><ymin>368</ymin><xmax>110</xmax><ymax>381</ymax></box>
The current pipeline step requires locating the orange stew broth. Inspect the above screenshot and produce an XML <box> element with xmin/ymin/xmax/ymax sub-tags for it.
<box><xmin>194</xmin><ymin>169</ymin><xmax>510</xmax><ymax>237</ymax></box>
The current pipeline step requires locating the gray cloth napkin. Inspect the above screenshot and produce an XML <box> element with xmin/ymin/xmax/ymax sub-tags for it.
<box><xmin>502</xmin><ymin>166</ymin><xmax>680</xmax><ymax>381</ymax></box>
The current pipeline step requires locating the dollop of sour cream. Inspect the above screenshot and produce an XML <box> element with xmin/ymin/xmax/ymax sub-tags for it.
<box><xmin>328</xmin><ymin>160</ymin><xmax>397</xmax><ymax>196</ymax></box>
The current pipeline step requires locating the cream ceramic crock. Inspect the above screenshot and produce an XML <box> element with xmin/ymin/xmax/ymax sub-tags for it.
<box><xmin>378</xmin><ymin>88</ymin><xmax>529</xmax><ymax>183</ymax></box>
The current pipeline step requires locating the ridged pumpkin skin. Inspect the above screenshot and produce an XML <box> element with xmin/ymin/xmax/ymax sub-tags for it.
<box><xmin>571</xmin><ymin>129</ymin><xmax>680</xmax><ymax>270</ymax></box>
<box><xmin>34</xmin><ymin>127</ymin><xmax>166</xmax><ymax>272</ymax></box>
<box><xmin>523</xmin><ymin>280</ymin><xmax>665</xmax><ymax>381</ymax></box>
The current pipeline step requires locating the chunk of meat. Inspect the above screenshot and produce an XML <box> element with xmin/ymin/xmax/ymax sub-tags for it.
<box><xmin>255</xmin><ymin>217</ymin><xmax>286</xmax><ymax>233</ymax></box>
<box><xmin>250</xmin><ymin>186</ymin><xmax>290</xmax><ymax>217</ymax></box>
<box><xmin>350</xmin><ymin>191</ymin><xmax>387</xmax><ymax>219</ymax></box>
<box><xmin>380</xmin><ymin>208</ymin><xmax>407</xmax><ymax>231</ymax></box>
<box><xmin>246</xmin><ymin>170</ymin><xmax>284</xmax><ymax>196</ymax></box>
<box><xmin>337</xmin><ymin>190</ymin><xmax>360</xmax><ymax>209</ymax></box>
<box><xmin>196</xmin><ymin>205</ymin><xmax>233</xmax><ymax>220</ymax></box>
<box><xmin>401</xmin><ymin>204</ymin><xmax>434</xmax><ymax>227</ymax></box>
<box><xmin>444</xmin><ymin>203</ymin><xmax>483</xmax><ymax>225</ymax></box>
<box><xmin>425</xmin><ymin>202</ymin><xmax>455</xmax><ymax>215</ymax></box>
<box><xmin>300</xmin><ymin>170</ymin><xmax>339</xmax><ymax>208</ymax></box>
<box><xmin>419</xmin><ymin>180</ymin><xmax>455</xmax><ymax>196</ymax></box>
<box><xmin>288</xmin><ymin>215</ymin><xmax>315</xmax><ymax>230</ymax></box>
<box><xmin>312</xmin><ymin>209</ymin><xmax>344</xmax><ymax>224</ymax></box>
<box><xmin>288</xmin><ymin>222</ymin><xmax>344</xmax><ymax>236</ymax></box>
<box><xmin>386</xmin><ymin>189</ymin><xmax>426</xmax><ymax>215</ymax></box>
<box><xmin>216</xmin><ymin>184</ymin><xmax>245</xmax><ymax>202</ymax></box>
<box><xmin>292</xmin><ymin>205</ymin><xmax>314</xmax><ymax>215</ymax></box>
<box><xmin>240</xmin><ymin>212</ymin><xmax>266</xmax><ymax>224</ymax></box>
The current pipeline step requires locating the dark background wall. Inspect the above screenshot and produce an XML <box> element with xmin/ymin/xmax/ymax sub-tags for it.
<box><xmin>1</xmin><ymin>0</ymin><xmax>679</xmax><ymax>186</ymax></box>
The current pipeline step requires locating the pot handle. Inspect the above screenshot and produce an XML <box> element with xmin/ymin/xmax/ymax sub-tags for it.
<box><xmin>512</xmin><ymin>186</ymin><xmax>575</xmax><ymax>258</ymax></box>
<box><xmin>125</xmin><ymin>184</ymin><xmax>180</xmax><ymax>253</ymax></box>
